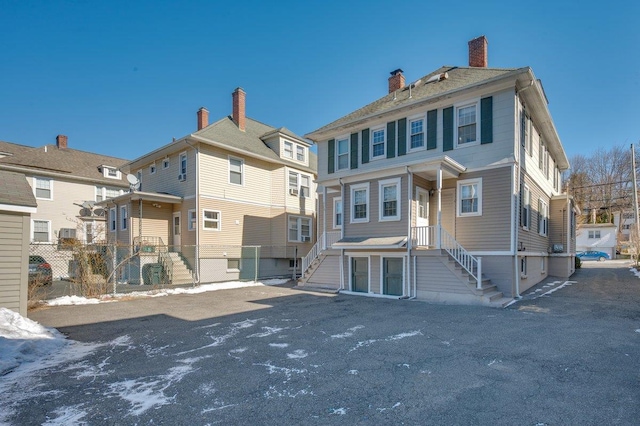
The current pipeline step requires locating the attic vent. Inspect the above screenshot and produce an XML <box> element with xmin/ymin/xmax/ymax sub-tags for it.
<box><xmin>426</xmin><ymin>72</ymin><xmax>449</xmax><ymax>84</ymax></box>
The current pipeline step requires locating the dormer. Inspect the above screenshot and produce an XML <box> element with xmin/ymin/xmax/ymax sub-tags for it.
<box><xmin>100</xmin><ymin>165</ymin><xmax>121</xmax><ymax>180</ymax></box>
<box><xmin>260</xmin><ymin>127</ymin><xmax>311</xmax><ymax>167</ymax></box>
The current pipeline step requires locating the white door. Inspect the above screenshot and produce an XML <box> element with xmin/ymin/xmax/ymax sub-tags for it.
<box><xmin>172</xmin><ymin>212</ymin><xmax>181</xmax><ymax>247</ymax></box>
<box><xmin>416</xmin><ymin>188</ymin><xmax>430</xmax><ymax>246</ymax></box>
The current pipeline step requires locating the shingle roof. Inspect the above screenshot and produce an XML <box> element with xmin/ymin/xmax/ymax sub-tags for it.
<box><xmin>0</xmin><ymin>140</ymin><xmax>129</xmax><ymax>186</ymax></box>
<box><xmin>193</xmin><ymin>116</ymin><xmax>317</xmax><ymax>174</ymax></box>
<box><xmin>308</xmin><ymin>66</ymin><xmax>524</xmax><ymax>136</ymax></box>
<box><xmin>0</xmin><ymin>170</ymin><xmax>37</xmax><ymax>208</ymax></box>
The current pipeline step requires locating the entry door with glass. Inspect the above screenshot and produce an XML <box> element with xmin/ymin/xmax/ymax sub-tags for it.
<box><xmin>172</xmin><ymin>212</ymin><xmax>181</xmax><ymax>247</ymax></box>
<box><xmin>416</xmin><ymin>188</ymin><xmax>430</xmax><ymax>246</ymax></box>
<box><xmin>383</xmin><ymin>257</ymin><xmax>404</xmax><ymax>296</ymax></box>
<box><xmin>351</xmin><ymin>257</ymin><xmax>369</xmax><ymax>293</ymax></box>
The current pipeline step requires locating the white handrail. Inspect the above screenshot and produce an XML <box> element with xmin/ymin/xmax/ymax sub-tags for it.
<box><xmin>301</xmin><ymin>231</ymin><xmax>341</xmax><ymax>275</ymax></box>
<box><xmin>439</xmin><ymin>227</ymin><xmax>482</xmax><ymax>289</ymax></box>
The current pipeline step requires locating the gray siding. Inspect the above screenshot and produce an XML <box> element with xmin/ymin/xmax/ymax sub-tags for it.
<box><xmin>306</xmin><ymin>254</ymin><xmax>340</xmax><ymax>288</ymax></box>
<box><xmin>520</xmin><ymin>173</ymin><xmax>552</xmax><ymax>253</ymax></box>
<box><xmin>0</xmin><ymin>212</ymin><xmax>29</xmax><ymax>315</ymax></box>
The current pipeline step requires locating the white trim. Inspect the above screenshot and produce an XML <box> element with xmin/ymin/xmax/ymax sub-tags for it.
<box><xmin>187</xmin><ymin>209</ymin><xmax>196</xmax><ymax>231</ymax></box>
<box><xmin>538</xmin><ymin>198</ymin><xmax>548</xmax><ymax>236</ymax></box>
<box><xmin>101</xmin><ymin>166</ymin><xmax>121</xmax><ymax>180</ymax></box>
<box><xmin>120</xmin><ymin>205</ymin><xmax>128</xmax><ymax>231</ymax></box>
<box><xmin>149</xmin><ymin>162</ymin><xmax>156</xmax><ymax>174</ymax></box>
<box><xmin>469</xmin><ymin>250</ymin><xmax>518</xmax><ymax>256</ymax></box>
<box><xmin>379</xmin><ymin>254</ymin><xmax>406</xmax><ymax>297</ymax></box>
<box><xmin>522</xmin><ymin>184</ymin><xmax>531</xmax><ymax>230</ymax></box>
<box><xmin>109</xmin><ymin>207</ymin><xmax>116</xmax><ymax>232</ymax></box>
<box><xmin>339</xmin><ymin>290</ymin><xmax>400</xmax><ymax>300</ymax></box>
<box><xmin>179</xmin><ymin>152</ymin><xmax>187</xmax><ymax>181</ymax></box>
<box><xmin>336</xmin><ymin>135</ymin><xmax>350</xmax><ymax>171</ymax></box>
<box><xmin>333</xmin><ymin>197</ymin><xmax>342</xmax><ymax>229</ymax></box>
<box><xmin>203</xmin><ymin>209</ymin><xmax>221</xmax><ymax>231</ymax></box>
<box><xmin>228</xmin><ymin>155</ymin><xmax>244</xmax><ymax>186</ymax></box>
<box><xmin>226</xmin><ymin>258</ymin><xmax>241</xmax><ymax>272</ymax></box>
<box><xmin>287</xmin><ymin>214</ymin><xmax>312</xmax><ymax>242</ymax></box>
<box><xmin>378</xmin><ymin>177</ymin><xmax>401</xmax><ymax>222</ymax></box>
<box><xmin>0</xmin><ymin>203</ymin><xmax>36</xmax><ymax>213</ymax></box>
<box><xmin>454</xmin><ymin>98</ymin><xmax>481</xmax><ymax>149</ymax></box>
<box><xmin>162</xmin><ymin>158</ymin><xmax>170</xmax><ymax>169</ymax></box>
<box><xmin>407</xmin><ymin>114</ymin><xmax>426</xmax><ymax>152</ymax></box>
<box><xmin>350</xmin><ymin>182</ymin><xmax>370</xmax><ymax>223</ymax></box>
<box><xmin>33</xmin><ymin>176</ymin><xmax>53</xmax><ymax>200</ymax></box>
<box><xmin>287</xmin><ymin>168</ymin><xmax>312</xmax><ymax>198</ymax></box>
<box><xmin>31</xmin><ymin>219</ymin><xmax>51</xmax><ymax>243</ymax></box>
<box><xmin>456</xmin><ymin>178</ymin><xmax>482</xmax><ymax>217</ymax></box>
<box><xmin>283</xmin><ymin>140</ymin><xmax>294</xmax><ymax>159</ymax></box>
<box><xmin>369</xmin><ymin>124</ymin><xmax>386</xmax><ymax>161</ymax></box>
<box><xmin>348</xmin><ymin>255</ymin><xmax>371</xmax><ymax>293</ymax></box>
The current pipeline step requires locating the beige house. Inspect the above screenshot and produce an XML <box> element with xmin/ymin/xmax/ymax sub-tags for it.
<box><xmin>0</xmin><ymin>138</ymin><xmax>129</xmax><ymax>280</ymax></box>
<box><xmin>101</xmin><ymin>88</ymin><xmax>317</xmax><ymax>284</ymax></box>
<box><xmin>301</xmin><ymin>36</ymin><xmax>577</xmax><ymax>306</ymax></box>
<box><xmin>0</xmin><ymin>170</ymin><xmax>37</xmax><ymax>316</ymax></box>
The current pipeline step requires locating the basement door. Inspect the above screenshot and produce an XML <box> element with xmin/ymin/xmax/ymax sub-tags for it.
<box><xmin>382</xmin><ymin>257</ymin><xmax>403</xmax><ymax>296</ymax></box>
<box><xmin>351</xmin><ymin>257</ymin><xmax>368</xmax><ymax>293</ymax></box>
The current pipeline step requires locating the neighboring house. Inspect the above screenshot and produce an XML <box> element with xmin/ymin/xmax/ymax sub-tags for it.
<box><xmin>0</xmin><ymin>137</ymin><xmax>129</xmax><ymax>245</ymax></box>
<box><xmin>576</xmin><ymin>223</ymin><xmax>617</xmax><ymax>258</ymax></box>
<box><xmin>302</xmin><ymin>36</ymin><xmax>576</xmax><ymax>306</ymax></box>
<box><xmin>614</xmin><ymin>210</ymin><xmax>635</xmax><ymax>252</ymax></box>
<box><xmin>100</xmin><ymin>87</ymin><xmax>317</xmax><ymax>284</ymax></box>
<box><xmin>0</xmin><ymin>170</ymin><xmax>37</xmax><ymax>316</ymax></box>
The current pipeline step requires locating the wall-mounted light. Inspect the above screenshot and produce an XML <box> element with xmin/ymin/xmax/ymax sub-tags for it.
<box><xmin>518</xmin><ymin>242</ymin><xmax>526</xmax><ymax>251</ymax></box>
<box><xmin>429</xmin><ymin>189</ymin><xmax>435</xmax><ymax>197</ymax></box>
<box><xmin>152</xmin><ymin>203</ymin><xmax>161</xmax><ymax>208</ymax></box>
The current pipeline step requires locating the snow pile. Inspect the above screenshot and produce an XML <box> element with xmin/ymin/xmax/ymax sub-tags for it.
<box><xmin>629</xmin><ymin>268</ymin><xmax>640</xmax><ymax>278</ymax></box>
<box><xmin>0</xmin><ymin>307</ymin><xmax>67</xmax><ymax>376</ymax></box>
<box><xmin>46</xmin><ymin>278</ymin><xmax>292</xmax><ymax>307</ymax></box>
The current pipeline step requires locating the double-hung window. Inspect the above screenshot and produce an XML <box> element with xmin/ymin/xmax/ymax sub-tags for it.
<box><xmin>32</xmin><ymin>220</ymin><xmax>50</xmax><ymax>242</ymax></box>
<box><xmin>409</xmin><ymin>118</ymin><xmax>424</xmax><ymax>149</ymax></box>
<box><xmin>179</xmin><ymin>152</ymin><xmax>187</xmax><ymax>180</ymax></box>
<box><xmin>229</xmin><ymin>157</ymin><xmax>243</xmax><ymax>185</ymax></box>
<box><xmin>296</xmin><ymin>145</ymin><xmax>305</xmax><ymax>162</ymax></box>
<box><xmin>521</xmin><ymin>185</ymin><xmax>530</xmax><ymax>229</ymax></box>
<box><xmin>283</xmin><ymin>141</ymin><xmax>293</xmax><ymax>158</ymax></box>
<box><xmin>188</xmin><ymin>209</ymin><xmax>196</xmax><ymax>231</ymax></box>
<box><xmin>333</xmin><ymin>197</ymin><xmax>342</xmax><ymax>229</ymax></box>
<box><xmin>34</xmin><ymin>177</ymin><xmax>52</xmax><ymax>200</ymax></box>
<box><xmin>120</xmin><ymin>206</ymin><xmax>128</xmax><ymax>230</ymax></box>
<box><xmin>588</xmin><ymin>230</ymin><xmax>601</xmax><ymax>239</ymax></box>
<box><xmin>163</xmin><ymin>158</ymin><xmax>170</xmax><ymax>169</ymax></box>
<box><xmin>371</xmin><ymin>127</ymin><xmax>386</xmax><ymax>159</ymax></box>
<box><xmin>379</xmin><ymin>178</ymin><xmax>401</xmax><ymax>221</ymax></box>
<box><xmin>288</xmin><ymin>216</ymin><xmax>311</xmax><ymax>242</ymax></box>
<box><xmin>538</xmin><ymin>199</ymin><xmax>548</xmax><ymax>236</ymax></box>
<box><xmin>457</xmin><ymin>178</ymin><xmax>482</xmax><ymax>217</ymax></box>
<box><xmin>203</xmin><ymin>210</ymin><xmax>220</xmax><ymax>230</ymax></box>
<box><xmin>456</xmin><ymin>102</ymin><xmax>478</xmax><ymax>146</ymax></box>
<box><xmin>109</xmin><ymin>208</ymin><xmax>116</xmax><ymax>232</ymax></box>
<box><xmin>337</xmin><ymin>137</ymin><xmax>349</xmax><ymax>170</ymax></box>
<box><xmin>351</xmin><ymin>183</ymin><xmax>369</xmax><ymax>223</ymax></box>
<box><xmin>288</xmin><ymin>171</ymin><xmax>310</xmax><ymax>197</ymax></box>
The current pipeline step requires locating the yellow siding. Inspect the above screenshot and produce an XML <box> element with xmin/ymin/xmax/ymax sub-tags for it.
<box><xmin>135</xmin><ymin>149</ymin><xmax>196</xmax><ymax>198</ymax></box>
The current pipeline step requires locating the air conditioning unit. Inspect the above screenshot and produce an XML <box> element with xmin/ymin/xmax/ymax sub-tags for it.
<box><xmin>59</xmin><ymin>228</ymin><xmax>76</xmax><ymax>238</ymax></box>
<box><xmin>289</xmin><ymin>188</ymin><xmax>299</xmax><ymax>196</ymax></box>
<box><xmin>301</xmin><ymin>236</ymin><xmax>310</xmax><ymax>242</ymax></box>
<box><xmin>551</xmin><ymin>244</ymin><xmax>564</xmax><ymax>253</ymax></box>
<box><xmin>178</xmin><ymin>174</ymin><xmax>186</xmax><ymax>181</ymax></box>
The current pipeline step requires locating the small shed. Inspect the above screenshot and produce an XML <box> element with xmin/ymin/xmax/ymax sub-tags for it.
<box><xmin>0</xmin><ymin>170</ymin><xmax>37</xmax><ymax>316</ymax></box>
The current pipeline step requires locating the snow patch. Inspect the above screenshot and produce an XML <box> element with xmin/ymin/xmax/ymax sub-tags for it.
<box><xmin>247</xmin><ymin>326</ymin><xmax>286</xmax><ymax>338</ymax></box>
<box><xmin>287</xmin><ymin>349</ymin><xmax>308</xmax><ymax>359</ymax></box>
<box><xmin>348</xmin><ymin>370</ymin><xmax>358</xmax><ymax>375</ymax></box>
<box><xmin>331</xmin><ymin>325</ymin><xmax>364</xmax><ymax>339</ymax></box>
<box><xmin>349</xmin><ymin>330</ymin><xmax>423</xmax><ymax>352</ymax></box>
<box><xmin>269</xmin><ymin>343</ymin><xmax>289</xmax><ymax>348</ymax></box>
<box><xmin>42</xmin><ymin>405</ymin><xmax>88</xmax><ymax>425</ymax></box>
<box><xmin>331</xmin><ymin>408</ymin><xmax>347</xmax><ymax>415</ymax></box>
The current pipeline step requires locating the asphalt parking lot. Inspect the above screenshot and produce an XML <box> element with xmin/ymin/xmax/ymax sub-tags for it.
<box><xmin>4</xmin><ymin>260</ymin><xmax>640</xmax><ymax>425</ymax></box>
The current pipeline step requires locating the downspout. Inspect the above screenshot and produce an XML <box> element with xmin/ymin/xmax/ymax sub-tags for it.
<box><xmin>513</xmin><ymin>163</ymin><xmax>521</xmax><ymax>299</ymax></box>
<box><xmin>339</xmin><ymin>178</ymin><xmax>345</xmax><ymax>290</ymax></box>
<box><xmin>406</xmin><ymin>166</ymin><xmax>416</xmax><ymax>299</ymax></box>
<box><xmin>185</xmin><ymin>140</ymin><xmax>200</xmax><ymax>283</ymax></box>
<box><xmin>323</xmin><ymin>186</ymin><xmax>327</xmax><ymax>250</ymax></box>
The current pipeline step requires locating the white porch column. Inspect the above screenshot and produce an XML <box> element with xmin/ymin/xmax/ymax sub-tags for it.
<box><xmin>322</xmin><ymin>186</ymin><xmax>327</xmax><ymax>250</ymax></box>
<box><xmin>436</xmin><ymin>166</ymin><xmax>443</xmax><ymax>249</ymax></box>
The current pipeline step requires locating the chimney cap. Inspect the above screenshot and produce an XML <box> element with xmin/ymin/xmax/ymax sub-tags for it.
<box><xmin>390</xmin><ymin>68</ymin><xmax>404</xmax><ymax>76</ymax></box>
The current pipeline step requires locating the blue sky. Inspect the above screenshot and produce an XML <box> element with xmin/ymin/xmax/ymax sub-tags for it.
<box><xmin>1</xmin><ymin>0</ymin><xmax>639</xmax><ymax>163</ymax></box>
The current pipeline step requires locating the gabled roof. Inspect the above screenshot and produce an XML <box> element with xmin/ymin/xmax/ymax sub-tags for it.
<box><xmin>0</xmin><ymin>170</ymin><xmax>37</xmax><ymax>209</ymax></box>
<box><xmin>190</xmin><ymin>116</ymin><xmax>317</xmax><ymax>174</ymax></box>
<box><xmin>307</xmin><ymin>66</ymin><xmax>524</xmax><ymax>137</ymax></box>
<box><xmin>0</xmin><ymin>140</ymin><xmax>129</xmax><ymax>186</ymax></box>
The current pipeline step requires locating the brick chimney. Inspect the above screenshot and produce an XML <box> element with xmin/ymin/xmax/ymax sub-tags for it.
<box><xmin>388</xmin><ymin>69</ymin><xmax>405</xmax><ymax>93</ymax></box>
<box><xmin>468</xmin><ymin>36</ymin><xmax>488</xmax><ymax>68</ymax></box>
<box><xmin>56</xmin><ymin>134</ymin><xmax>68</xmax><ymax>149</ymax></box>
<box><xmin>232</xmin><ymin>87</ymin><xmax>246</xmax><ymax>131</ymax></box>
<box><xmin>197</xmin><ymin>107</ymin><xmax>209</xmax><ymax>130</ymax></box>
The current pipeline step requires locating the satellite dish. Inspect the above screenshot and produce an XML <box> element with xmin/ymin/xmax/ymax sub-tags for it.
<box><xmin>81</xmin><ymin>200</ymin><xmax>95</xmax><ymax>209</ymax></box>
<box><xmin>94</xmin><ymin>208</ymin><xmax>105</xmax><ymax>217</ymax></box>
<box><xmin>126</xmin><ymin>173</ymin><xmax>141</xmax><ymax>191</ymax></box>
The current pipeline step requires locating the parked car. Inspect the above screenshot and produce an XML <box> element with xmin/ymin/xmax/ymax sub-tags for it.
<box><xmin>28</xmin><ymin>255</ymin><xmax>53</xmax><ymax>286</ymax></box>
<box><xmin>576</xmin><ymin>251</ymin><xmax>610</xmax><ymax>262</ymax></box>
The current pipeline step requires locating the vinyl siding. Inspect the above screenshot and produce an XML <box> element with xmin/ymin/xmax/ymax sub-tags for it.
<box><xmin>549</xmin><ymin>197</ymin><xmax>569</xmax><ymax>252</ymax></box>
<box><xmin>136</xmin><ymin>149</ymin><xmax>196</xmax><ymax>198</ymax></box>
<box><xmin>306</xmin><ymin>255</ymin><xmax>340</xmax><ymax>288</ymax></box>
<box><xmin>130</xmin><ymin>201</ymin><xmax>172</xmax><ymax>245</ymax></box>
<box><xmin>0</xmin><ymin>212</ymin><xmax>29</xmax><ymax>315</ymax></box>
<box><xmin>519</xmin><ymin>173</ymin><xmax>551</xmax><ymax>252</ymax></box>
<box><xmin>344</xmin><ymin>175</ymin><xmax>408</xmax><ymax>238</ymax></box>
<box><xmin>370</xmin><ymin>256</ymin><xmax>380</xmax><ymax>293</ymax></box>
<box><xmin>442</xmin><ymin>167</ymin><xmax>512</xmax><ymax>251</ymax></box>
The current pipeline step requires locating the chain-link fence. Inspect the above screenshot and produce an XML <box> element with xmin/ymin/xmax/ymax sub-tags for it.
<box><xmin>29</xmin><ymin>242</ymin><xmax>302</xmax><ymax>300</ymax></box>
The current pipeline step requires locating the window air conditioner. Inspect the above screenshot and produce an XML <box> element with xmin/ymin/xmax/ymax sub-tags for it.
<box><xmin>301</xmin><ymin>236</ymin><xmax>310</xmax><ymax>242</ymax></box>
<box><xmin>178</xmin><ymin>174</ymin><xmax>185</xmax><ymax>181</ymax></box>
<box><xmin>289</xmin><ymin>188</ymin><xmax>299</xmax><ymax>196</ymax></box>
